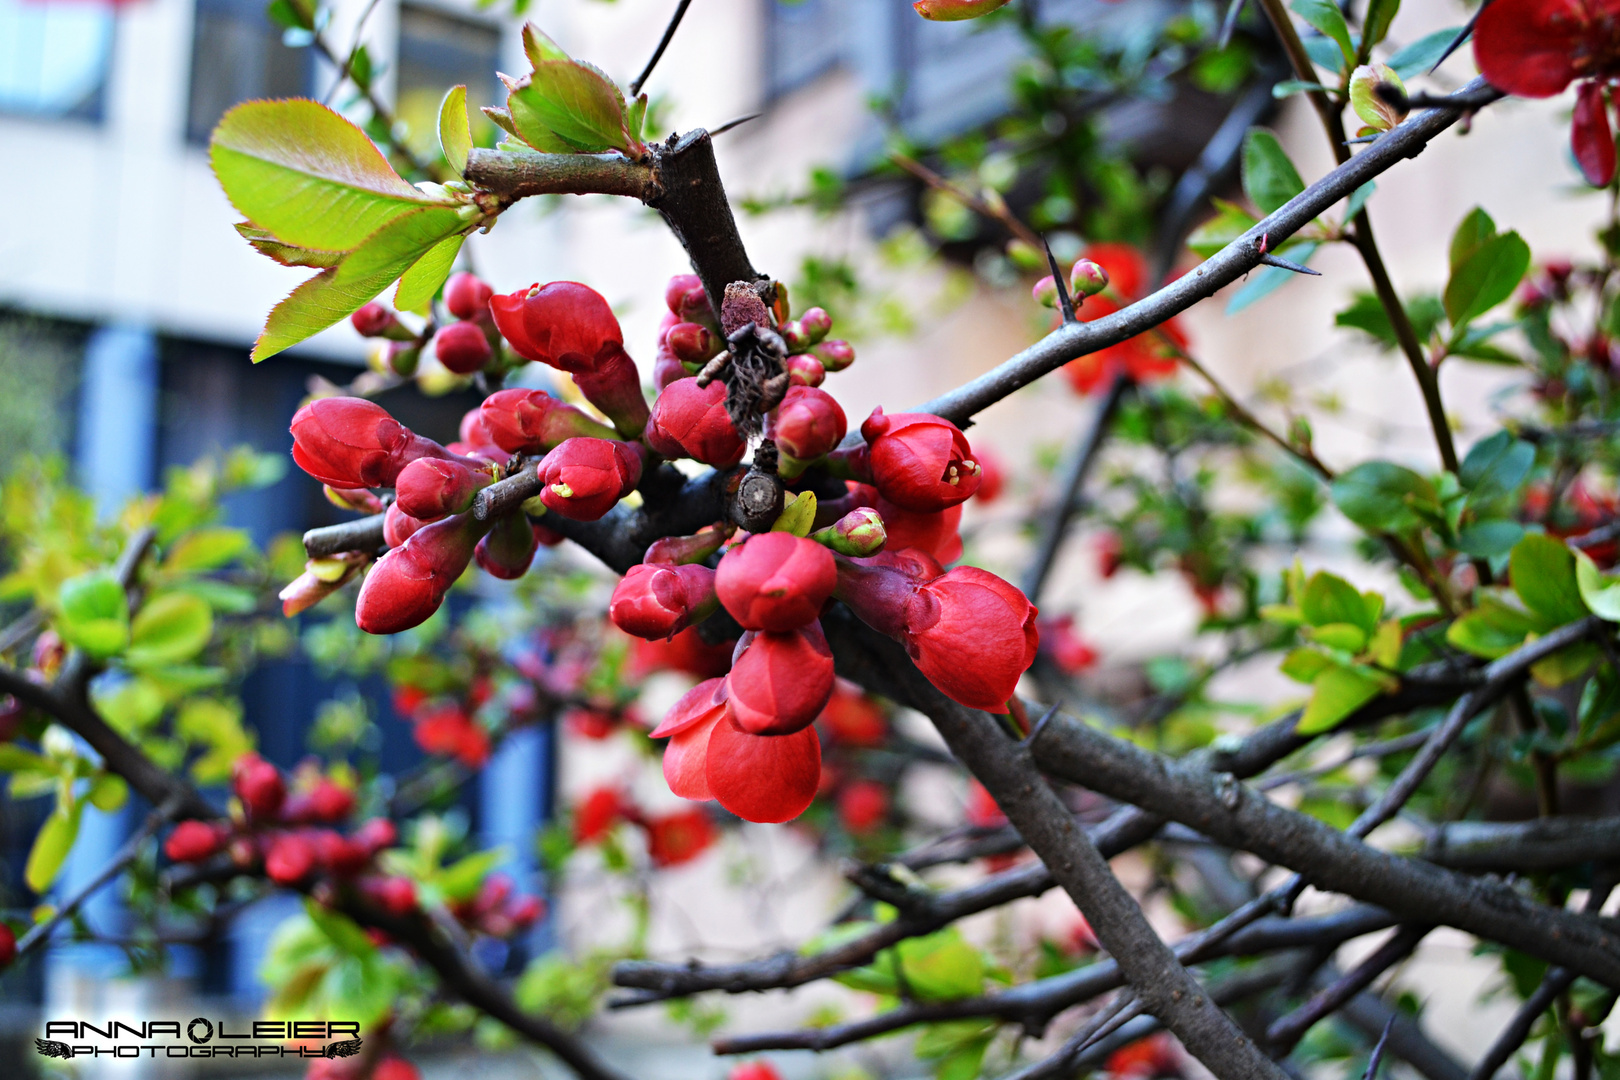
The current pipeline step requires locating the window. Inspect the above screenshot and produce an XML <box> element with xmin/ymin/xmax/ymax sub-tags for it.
<box><xmin>395</xmin><ymin>4</ymin><xmax>501</xmax><ymax>163</ymax></box>
<box><xmin>765</xmin><ymin>0</ymin><xmax>845</xmax><ymax>101</ymax></box>
<box><xmin>186</xmin><ymin>0</ymin><xmax>311</xmax><ymax>145</ymax></box>
<box><xmin>0</xmin><ymin>0</ymin><xmax>114</xmax><ymax>121</ymax></box>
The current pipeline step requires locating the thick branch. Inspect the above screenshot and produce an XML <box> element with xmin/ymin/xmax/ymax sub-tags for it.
<box><xmin>915</xmin><ymin>79</ymin><xmax>1500</xmax><ymax>427</ymax></box>
<box><xmin>464</xmin><ymin>150</ymin><xmax>658</xmax><ymax>201</ymax></box>
<box><xmin>304</xmin><ymin>513</ymin><xmax>385</xmax><ymax>558</ymax></box>
<box><xmin>1426</xmin><ymin>815</ymin><xmax>1620</xmax><ymax>872</ymax></box>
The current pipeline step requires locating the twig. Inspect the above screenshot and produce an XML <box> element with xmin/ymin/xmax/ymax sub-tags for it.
<box><xmin>1258</xmin><ymin>252</ymin><xmax>1322</xmax><ymax>275</ymax></box>
<box><xmin>1218</xmin><ymin>0</ymin><xmax>1248</xmax><ymax>48</ymax></box>
<box><xmin>321</xmin><ymin>0</ymin><xmax>385</xmax><ymax>108</ymax></box>
<box><xmin>1258</xmin><ymin>730</ymin><xmax>1430</xmax><ymax>790</ymax></box>
<box><xmin>1020</xmin><ymin>374</ymin><xmax>1130</xmax><ymax>600</ymax></box>
<box><xmin>1172</xmin><ymin>347</ymin><xmax>1334</xmax><ymax>480</ymax></box>
<box><xmin>888</xmin><ymin>151</ymin><xmax>1046</xmax><ymax>253</ymax></box>
<box><xmin>1364</xmin><ymin>1018</ymin><xmax>1397</xmax><ymax>1080</ymax></box>
<box><xmin>630</xmin><ymin>0</ymin><xmax>694</xmax><ymax>96</ymax></box>
<box><xmin>1265</xmin><ymin>923</ymin><xmax>1432</xmax><ymax>1052</ymax></box>
<box><xmin>304</xmin><ymin>513</ymin><xmax>386</xmax><ymax>559</ymax></box>
<box><xmin>15</xmin><ymin>793</ymin><xmax>185</xmax><ymax>959</ymax></box>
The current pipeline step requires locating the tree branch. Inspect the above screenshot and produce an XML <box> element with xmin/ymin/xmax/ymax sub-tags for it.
<box><xmin>464</xmin><ymin>150</ymin><xmax>658</xmax><ymax>201</ymax></box>
<box><xmin>914</xmin><ymin>79</ymin><xmax>1500</xmax><ymax>428</ymax></box>
<box><xmin>1426</xmin><ymin>815</ymin><xmax>1620</xmax><ymax>872</ymax></box>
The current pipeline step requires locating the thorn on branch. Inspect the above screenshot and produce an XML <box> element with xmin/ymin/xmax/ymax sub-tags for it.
<box><xmin>709</xmin><ymin>112</ymin><xmax>763</xmax><ymax>138</ymax></box>
<box><xmin>1043</xmin><ymin>238</ymin><xmax>1078</xmax><ymax>324</ymax></box>
<box><xmin>1364</xmin><ymin>1017</ymin><xmax>1396</xmax><ymax>1080</ymax></box>
<box><xmin>1257</xmin><ymin>249</ymin><xmax>1321</xmax><ymax>276</ymax></box>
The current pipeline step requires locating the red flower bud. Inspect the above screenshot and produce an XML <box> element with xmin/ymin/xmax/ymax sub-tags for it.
<box><xmin>644</xmin><ymin>522</ymin><xmax>732</xmax><ymax>565</ymax></box>
<box><xmin>307</xmin><ymin>778</ymin><xmax>356</xmax><ymax>823</ymax></box>
<box><xmin>480</xmin><ymin>388</ymin><xmax>615</xmax><ymax>453</ymax></box>
<box><xmin>645</xmin><ymin>378</ymin><xmax>746</xmax><ymax>467</ymax></box>
<box><xmin>351</xmin><ymin>302</ymin><xmax>400</xmax><ymax>338</ymax></box>
<box><xmin>446</xmin><ymin>272</ymin><xmax>494</xmax><ymax>321</ymax></box>
<box><xmin>716</xmin><ymin>532</ymin><xmax>836</xmax><ymax>631</ymax></box>
<box><xmin>265</xmin><ymin>832</ymin><xmax>317</xmax><ymax>884</ymax></box>
<box><xmin>290</xmin><ymin>397</ymin><xmax>456</xmax><ymax>488</ymax></box>
<box><xmin>785</xmin><ymin>354</ymin><xmax>825</xmax><ymax>387</ymax></box>
<box><xmin>489</xmin><ymin>281</ymin><xmax>650</xmax><ymax>435</ymax></box>
<box><xmin>809</xmin><ymin>507</ymin><xmax>888</xmax><ymax>557</ymax></box>
<box><xmin>354</xmin><ymin>817</ymin><xmax>397</xmax><ymax>855</ymax></box>
<box><xmin>905</xmin><ymin>567</ymin><xmax>1038</xmax><ymax>712</ymax></box>
<box><xmin>665</xmin><ymin>273</ymin><xmax>705</xmax><ymax>317</ymax></box>
<box><xmin>0</xmin><ymin>923</ymin><xmax>14</xmax><ymax>970</ymax></box>
<box><xmin>838</xmin><ymin>779</ymin><xmax>890</xmax><ymax>834</ymax></box>
<box><xmin>536</xmin><ymin>437</ymin><xmax>642</xmax><ymax>520</ymax></box>
<box><xmin>653</xmin><ymin>342</ymin><xmax>687</xmax><ymax>390</ymax></box>
<box><xmin>860</xmin><ymin>408</ymin><xmax>981</xmax><ymax>512</ymax></box>
<box><xmin>314</xmin><ymin>830</ymin><xmax>368</xmax><ymax>876</ymax></box>
<box><xmin>574</xmin><ymin>786</ymin><xmax>627</xmax><ymax>842</ymax></box>
<box><xmin>355</xmin><ymin>513</ymin><xmax>489</xmax><ymax>633</ymax></box>
<box><xmin>383</xmin><ymin>502</ymin><xmax>430</xmax><ymax>548</ymax></box>
<box><xmin>813</xmin><ymin>339</ymin><xmax>855</xmax><ymax>371</ymax></box>
<box><xmin>394</xmin><ymin>457</ymin><xmax>494</xmax><ymax>520</ymax></box>
<box><xmin>667</xmin><ymin>322</ymin><xmax>721</xmax><ymax>364</ymax></box>
<box><xmin>914</xmin><ymin>0</ymin><xmax>1011</xmax><ymax>19</ymax></box>
<box><xmin>374</xmin><ymin>875</ymin><xmax>417</xmax><ymax>915</ymax></box>
<box><xmin>1032</xmin><ymin>275</ymin><xmax>1059</xmax><ymax>309</ymax></box>
<box><xmin>727</xmin><ymin>623</ymin><xmax>836</xmax><ymax>735</ymax></box>
<box><xmin>610</xmin><ymin>563</ymin><xmax>718</xmax><ymax>640</ymax></box>
<box><xmin>165</xmin><ymin>820</ymin><xmax>225</xmax><ymax>863</ymax></box>
<box><xmin>234</xmin><ymin>753</ymin><xmax>285</xmax><ymax>820</ymax></box>
<box><xmin>1070</xmin><ymin>258</ymin><xmax>1110</xmax><ymax>298</ymax></box>
<box><xmin>646</xmin><ymin>808</ymin><xmax>717</xmax><ymax>867</ymax></box>
<box><xmin>799</xmin><ymin>307</ymin><xmax>832</xmax><ymax>343</ymax></box>
<box><xmin>770</xmin><ymin>386</ymin><xmax>847</xmax><ymax>477</ymax></box>
<box><xmin>475</xmin><ymin>513</ymin><xmax>541</xmax><ymax>580</ymax></box>
<box><xmin>434</xmin><ymin>320</ymin><xmax>493</xmax><ymax>375</ymax></box>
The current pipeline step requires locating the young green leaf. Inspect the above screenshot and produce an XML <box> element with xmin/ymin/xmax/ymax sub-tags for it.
<box><xmin>1350</xmin><ymin>64</ymin><xmax>1406</xmax><ymax>133</ymax></box>
<box><xmin>57</xmin><ymin>570</ymin><xmax>130</xmax><ymax>658</ymax></box>
<box><xmin>1301</xmin><ymin>571</ymin><xmax>1375</xmax><ymax>633</ymax></box>
<box><xmin>211</xmin><ymin>100</ymin><xmax>453</xmax><ymax>252</ymax></box>
<box><xmin>1457</xmin><ymin>519</ymin><xmax>1525</xmax><ymax>557</ymax></box>
<box><xmin>1576</xmin><ymin>550</ymin><xmax>1620</xmax><ymax>622</ymax></box>
<box><xmin>1388</xmin><ymin>25</ymin><xmax>1468</xmax><ymax>80</ymax></box>
<box><xmin>1299</xmin><ymin>665</ymin><xmax>1388</xmax><ymax>733</ymax></box>
<box><xmin>508</xmin><ymin>60</ymin><xmax>636</xmax><ymax>155</ymax></box>
<box><xmin>26</xmin><ymin>800</ymin><xmax>82</xmax><ymax>893</ymax></box>
<box><xmin>127</xmin><ymin>592</ymin><xmax>214</xmax><ymax>668</ymax></box>
<box><xmin>1290</xmin><ymin>0</ymin><xmax>1355</xmax><ymax>68</ymax></box>
<box><xmin>233</xmin><ymin>223</ymin><xmax>345</xmax><ymax>269</ymax></box>
<box><xmin>439</xmin><ymin>85</ymin><xmax>473</xmax><ymax>178</ymax></box>
<box><xmin>1242</xmin><ymin>129</ymin><xmax>1306</xmax><ymax>215</ymax></box>
<box><xmin>395</xmin><ymin>234</ymin><xmax>466</xmax><ymax>314</ymax></box>
<box><xmin>1449</xmin><ymin>206</ymin><xmax>1498</xmax><ymax>270</ymax></box>
<box><xmin>1510</xmin><ymin>533</ymin><xmax>1590</xmax><ymax>626</ymax></box>
<box><xmin>1363</xmin><ymin>0</ymin><xmax>1401</xmax><ymax>55</ymax></box>
<box><xmin>1444</xmin><ymin>230</ymin><xmax>1530</xmax><ymax>327</ymax></box>
<box><xmin>1459</xmin><ymin>431</ymin><xmax>1535</xmax><ymax>500</ymax></box>
<box><xmin>1331</xmin><ymin>461</ymin><xmax>1437</xmax><ymax>534</ymax></box>
<box><xmin>334</xmin><ymin>206</ymin><xmax>471</xmax><ymax>286</ymax></box>
<box><xmin>522</xmin><ymin>22</ymin><xmax>571</xmax><ymax>67</ymax></box>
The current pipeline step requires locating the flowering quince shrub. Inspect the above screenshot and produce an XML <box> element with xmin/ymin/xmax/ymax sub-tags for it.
<box><xmin>19</xmin><ymin>2</ymin><xmax>1620</xmax><ymax>1080</ymax></box>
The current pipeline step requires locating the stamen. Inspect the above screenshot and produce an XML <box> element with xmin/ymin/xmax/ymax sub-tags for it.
<box><xmin>551</xmin><ymin>483</ymin><xmax>574</xmax><ymax>498</ymax></box>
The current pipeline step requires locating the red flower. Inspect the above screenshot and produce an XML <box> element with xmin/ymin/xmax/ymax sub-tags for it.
<box><xmin>728</xmin><ymin>1062</ymin><xmax>784</xmax><ymax>1080</ymax></box>
<box><xmin>488</xmin><ymin>281</ymin><xmax>649</xmax><ymax>435</ymax></box>
<box><xmin>1105</xmin><ymin>1033</ymin><xmax>1181</xmax><ymax>1078</ymax></box>
<box><xmin>1084</xmin><ymin>242</ymin><xmax>1145</xmax><ymax>299</ymax></box>
<box><xmin>356</xmin><ymin>514</ymin><xmax>488</xmax><ymax>633</ymax></box>
<box><xmin>907</xmin><ymin>567</ymin><xmax>1039</xmax><ymax>712</ymax></box>
<box><xmin>860</xmin><ymin>408</ymin><xmax>982</xmax><ymax>512</ymax></box>
<box><xmin>383</xmin><ymin>502</ymin><xmax>429</xmax><ymax>548</ymax></box>
<box><xmin>1040</xmin><ymin>614</ymin><xmax>1098</xmax><ymax>674</ymax></box>
<box><xmin>836</xmin><ymin>556</ymin><xmax>1037</xmax><ymax>713</ymax></box>
<box><xmin>265</xmin><ymin>833</ymin><xmax>317</xmax><ymax>884</ymax></box>
<box><xmin>366</xmin><ymin>875</ymin><xmax>417</xmax><ymax>916</ymax></box>
<box><xmin>446</xmin><ymin>272</ymin><xmax>493</xmax><ymax>321</ymax></box>
<box><xmin>973</xmin><ymin>444</ymin><xmax>1005</xmax><ymax>503</ymax></box>
<box><xmin>611</xmin><ymin>562</ymin><xmax>718</xmax><ymax>640</ymax></box>
<box><xmin>283</xmin><ymin>777</ymin><xmax>355</xmax><ymax>824</ymax></box>
<box><xmin>654</xmin><ymin>677</ymin><xmax>731</xmax><ymax>799</ymax></box>
<box><xmin>434</xmin><ymin>320</ymin><xmax>493</xmax><ymax>374</ymax></box>
<box><xmin>573</xmin><ymin>786</ymin><xmax>627</xmax><ymax>842</ymax></box>
<box><xmin>966</xmin><ymin>780</ymin><xmax>1006</xmax><ymax>826</ymax></box>
<box><xmin>644</xmin><ymin>377</ymin><xmax>746</xmax><ymax>467</ymax></box>
<box><xmin>314</xmin><ymin>831</ymin><xmax>368</xmax><ymax>877</ymax></box>
<box><xmin>665</xmin><ymin>322</ymin><xmax>720</xmax><ymax>364</ymax></box>
<box><xmin>290</xmin><ymin>397</ymin><xmax>457</xmax><ymax>489</ymax></box>
<box><xmin>354</xmin><ymin>818</ymin><xmax>397</xmax><ymax>855</ymax></box>
<box><xmin>474</xmin><ymin>513</ymin><xmax>541</xmax><ymax>580</ymax></box>
<box><xmin>769</xmin><ymin>386</ymin><xmax>847</xmax><ymax>475</ymax></box>
<box><xmin>234</xmin><ymin>753</ymin><xmax>286</xmax><ymax>820</ymax></box>
<box><xmin>165</xmin><ymin>820</ymin><xmax>225</xmax><ymax>863</ymax></box>
<box><xmin>645</xmin><ymin>808</ymin><xmax>717</xmax><ymax>866</ymax></box>
<box><xmin>818</xmin><ymin>683</ymin><xmax>889</xmax><ymax>746</ymax></box>
<box><xmin>840</xmin><ymin>482</ymin><xmax>963</xmax><ymax>565</ymax></box>
<box><xmin>565</xmin><ymin>707</ymin><xmax>621</xmax><ymax>740</ymax></box>
<box><xmin>479</xmin><ymin>388</ymin><xmax>615</xmax><ymax>454</ymax></box>
<box><xmin>372</xmin><ymin>1058</ymin><xmax>422</xmax><ymax>1080</ymax></box>
<box><xmin>536</xmin><ymin>438</ymin><xmax>642</xmax><ymax>521</ymax></box>
<box><xmin>838</xmin><ymin>779</ymin><xmax>890</xmax><ymax>834</ymax></box>
<box><xmin>350</xmin><ymin>302</ymin><xmax>401</xmax><ymax>338</ymax></box>
<box><xmin>726</xmin><ymin>623</ymin><xmax>837</xmax><ymax>735</ymax></box>
<box><xmin>1059</xmin><ymin>246</ymin><xmax>1185</xmax><ymax>394</ymax></box>
<box><xmin>393</xmin><ymin>457</ymin><xmax>494</xmax><ymax>520</ymax></box>
<box><xmin>1575</xmin><ymin>80</ymin><xmax>1617</xmax><ymax>185</ymax></box>
<box><xmin>715</xmin><ymin>532</ymin><xmax>837</xmax><ymax>632</ymax></box>
<box><xmin>412</xmin><ymin>705</ymin><xmax>490</xmax><ymax>767</ymax></box>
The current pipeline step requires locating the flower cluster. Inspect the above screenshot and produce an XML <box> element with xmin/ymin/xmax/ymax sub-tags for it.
<box><xmin>1033</xmin><ymin>244</ymin><xmax>1186</xmax><ymax>393</ymax></box>
<box><xmin>570</xmin><ymin>784</ymin><xmax>719</xmax><ymax>867</ymax></box>
<box><xmin>296</xmin><ymin>272</ymin><xmax>1041</xmax><ymax>825</ymax></box>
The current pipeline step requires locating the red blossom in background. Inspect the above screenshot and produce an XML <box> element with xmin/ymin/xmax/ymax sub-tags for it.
<box><xmin>446</xmin><ymin>272</ymin><xmax>494</xmax><ymax>321</ymax></box>
<box><xmin>1475</xmin><ymin>0</ymin><xmax>1620</xmax><ymax>184</ymax></box>
<box><xmin>1060</xmin><ymin>245</ymin><xmax>1185</xmax><ymax>393</ymax></box>
<box><xmin>837</xmin><ymin>779</ymin><xmax>890</xmax><ymax>834</ymax></box>
<box><xmin>165</xmin><ymin>820</ymin><xmax>226</xmax><ymax>863</ymax></box>
<box><xmin>1041</xmin><ymin>614</ymin><xmax>1099</xmax><ymax>674</ymax></box>
<box><xmin>818</xmin><ymin>683</ymin><xmax>889</xmax><ymax>746</ymax></box>
<box><xmin>411</xmin><ymin>704</ymin><xmax>491</xmax><ymax>768</ymax></box>
<box><xmin>646</xmin><ymin>808</ymin><xmax>717</xmax><ymax>866</ymax></box>
<box><xmin>574</xmin><ymin>786</ymin><xmax>628</xmax><ymax>842</ymax></box>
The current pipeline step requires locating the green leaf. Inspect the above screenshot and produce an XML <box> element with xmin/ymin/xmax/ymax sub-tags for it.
<box><xmin>1460</xmin><ymin>431</ymin><xmax>1535</xmax><ymax>501</ymax></box>
<box><xmin>1303</xmin><ymin>35</ymin><xmax>1349</xmax><ymax>72</ymax></box>
<box><xmin>436</xmin><ymin>848</ymin><xmax>506</xmax><ymax>902</ymax></box>
<box><xmin>1305</xmin><ymin>622</ymin><xmax>1370</xmax><ymax>653</ymax></box>
<box><xmin>57</xmin><ymin>570</ymin><xmax>130</xmax><ymax>659</ymax></box>
<box><xmin>0</xmin><ymin>745</ymin><xmax>51</xmax><ymax>775</ymax></box>
<box><xmin>1457</xmin><ymin>519</ymin><xmax>1526</xmax><ymax>557</ymax></box>
<box><xmin>1301</xmin><ymin>571</ymin><xmax>1376</xmax><ymax>633</ymax></box>
<box><xmin>306</xmin><ymin>897</ymin><xmax>378</xmax><ymax>957</ymax></box>
<box><xmin>1280</xmin><ymin>647</ymin><xmax>1336</xmax><ymax>683</ymax></box>
<box><xmin>1344</xmin><ymin>180</ymin><xmax>1376</xmax><ymax>223</ymax></box>
<box><xmin>1272</xmin><ymin>78</ymin><xmax>1334</xmax><ymax>98</ymax></box>
<box><xmin>211</xmin><ymin>100</ymin><xmax>452</xmax><ymax>252</ymax></box>
<box><xmin>771</xmin><ymin>491</ymin><xmax>817</xmax><ymax>537</ymax></box>
<box><xmin>127</xmin><ymin>592</ymin><xmax>214</xmax><ymax>668</ymax></box>
<box><xmin>1291</xmin><ymin>0</ymin><xmax>1355</xmax><ymax>68</ymax></box>
<box><xmin>522</xmin><ymin>23</ymin><xmax>571</xmax><ymax>66</ymax></box>
<box><xmin>1331</xmin><ymin>461</ymin><xmax>1437</xmax><ymax>533</ymax></box>
<box><xmin>1242</xmin><ymin>129</ymin><xmax>1306</xmax><ymax>215</ymax></box>
<box><xmin>164</xmin><ymin>527</ymin><xmax>252</xmax><ymax>572</ymax></box>
<box><xmin>266</xmin><ymin>0</ymin><xmax>315</xmax><ymax>32</ymax></box>
<box><xmin>896</xmin><ymin>929</ymin><xmax>984</xmax><ymax>1002</ymax></box>
<box><xmin>93</xmin><ymin>676</ymin><xmax>167</xmax><ymax>734</ymax></box>
<box><xmin>1449</xmin><ymin>206</ymin><xmax>1498</xmax><ymax>270</ymax></box>
<box><xmin>1227</xmin><ymin>243</ymin><xmax>1319</xmax><ymax>314</ymax></box>
<box><xmin>1576</xmin><ymin>550</ymin><xmax>1620</xmax><ymax>622</ymax></box>
<box><xmin>1511</xmin><ymin>533</ymin><xmax>1589</xmax><ymax>626</ymax></box>
<box><xmin>348</xmin><ymin>45</ymin><xmax>374</xmax><ymax>93</ymax></box>
<box><xmin>1336</xmin><ymin>292</ymin><xmax>1397</xmax><ymax>346</ymax></box>
<box><xmin>1388</xmin><ymin>26</ymin><xmax>1467</xmax><ymax>80</ymax></box>
<box><xmin>1187</xmin><ymin>198</ymin><xmax>1258</xmax><ymax>259</ymax></box>
<box><xmin>1445</xmin><ymin>231</ymin><xmax>1530</xmax><ymax>327</ymax></box>
<box><xmin>234</xmin><ymin>223</ymin><xmax>344</xmax><ymax>269</ymax></box>
<box><xmin>1299</xmin><ymin>665</ymin><xmax>1388</xmax><ymax>733</ymax></box>
<box><xmin>26</xmin><ymin>800</ymin><xmax>81</xmax><ymax>893</ymax></box>
<box><xmin>1364</xmin><ymin>0</ymin><xmax>1401</xmax><ymax>53</ymax></box>
<box><xmin>87</xmin><ymin>773</ymin><xmax>128</xmax><ymax>812</ymax></box>
<box><xmin>438</xmin><ymin>85</ymin><xmax>472</xmax><ymax>178</ymax></box>
<box><xmin>1350</xmin><ymin>64</ymin><xmax>1406</xmax><ymax>132</ymax></box>
<box><xmin>334</xmin><ymin>206</ymin><xmax>471</xmax><ymax>286</ymax></box>
<box><xmin>395</xmin><ymin>234</ymin><xmax>465</xmax><ymax>315</ymax></box>
<box><xmin>507</xmin><ymin>61</ymin><xmax>633</xmax><ymax>154</ymax></box>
